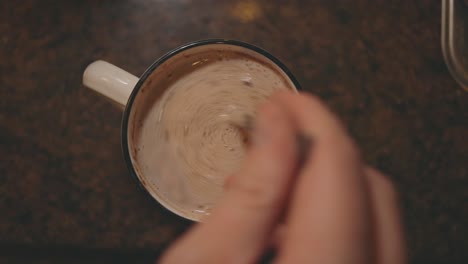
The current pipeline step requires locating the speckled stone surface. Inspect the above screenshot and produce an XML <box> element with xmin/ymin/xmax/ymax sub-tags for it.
<box><xmin>0</xmin><ymin>0</ymin><xmax>467</xmax><ymax>263</ymax></box>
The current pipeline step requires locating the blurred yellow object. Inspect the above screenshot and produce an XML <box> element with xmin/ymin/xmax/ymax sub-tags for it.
<box><xmin>231</xmin><ymin>0</ymin><xmax>262</xmax><ymax>23</ymax></box>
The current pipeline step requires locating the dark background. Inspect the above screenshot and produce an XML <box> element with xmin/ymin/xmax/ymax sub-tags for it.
<box><xmin>0</xmin><ymin>0</ymin><xmax>467</xmax><ymax>263</ymax></box>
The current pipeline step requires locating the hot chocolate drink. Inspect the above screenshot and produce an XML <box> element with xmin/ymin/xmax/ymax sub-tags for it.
<box><xmin>127</xmin><ymin>44</ymin><xmax>297</xmax><ymax>220</ymax></box>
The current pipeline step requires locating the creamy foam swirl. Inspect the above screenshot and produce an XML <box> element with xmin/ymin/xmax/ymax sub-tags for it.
<box><xmin>131</xmin><ymin>47</ymin><xmax>295</xmax><ymax>220</ymax></box>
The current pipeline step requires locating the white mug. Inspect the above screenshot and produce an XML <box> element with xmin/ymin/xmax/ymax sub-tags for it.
<box><xmin>82</xmin><ymin>39</ymin><xmax>301</xmax><ymax>221</ymax></box>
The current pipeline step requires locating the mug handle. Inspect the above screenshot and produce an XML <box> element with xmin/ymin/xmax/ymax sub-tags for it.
<box><xmin>82</xmin><ymin>60</ymin><xmax>139</xmax><ymax>108</ymax></box>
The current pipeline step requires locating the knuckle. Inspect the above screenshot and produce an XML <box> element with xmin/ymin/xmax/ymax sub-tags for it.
<box><xmin>379</xmin><ymin>174</ymin><xmax>399</xmax><ymax>202</ymax></box>
<box><xmin>300</xmin><ymin>92</ymin><xmax>332</xmax><ymax>114</ymax></box>
<box><xmin>346</xmin><ymin>139</ymin><xmax>363</xmax><ymax>162</ymax></box>
<box><xmin>368</xmin><ymin>167</ymin><xmax>399</xmax><ymax>202</ymax></box>
<box><xmin>333</xmin><ymin>135</ymin><xmax>362</xmax><ymax>165</ymax></box>
<box><xmin>301</xmin><ymin>92</ymin><xmax>322</xmax><ymax>105</ymax></box>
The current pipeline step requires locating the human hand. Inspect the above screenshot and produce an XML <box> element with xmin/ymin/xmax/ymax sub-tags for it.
<box><xmin>160</xmin><ymin>92</ymin><xmax>406</xmax><ymax>264</ymax></box>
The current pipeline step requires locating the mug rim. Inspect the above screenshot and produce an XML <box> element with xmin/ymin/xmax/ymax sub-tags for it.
<box><xmin>121</xmin><ymin>39</ymin><xmax>302</xmax><ymax>221</ymax></box>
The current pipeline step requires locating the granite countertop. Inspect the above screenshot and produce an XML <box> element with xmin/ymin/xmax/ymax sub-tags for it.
<box><xmin>1</xmin><ymin>0</ymin><xmax>467</xmax><ymax>263</ymax></box>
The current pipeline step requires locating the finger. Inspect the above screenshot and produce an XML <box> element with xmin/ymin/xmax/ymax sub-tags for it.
<box><xmin>273</xmin><ymin>92</ymin><xmax>374</xmax><ymax>264</ymax></box>
<box><xmin>161</xmin><ymin>100</ymin><xmax>298</xmax><ymax>264</ymax></box>
<box><xmin>271</xmin><ymin>170</ymin><xmax>406</xmax><ymax>264</ymax></box>
<box><xmin>366</xmin><ymin>167</ymin><xmax>407</xmax><ymax>264</ymax></box>
<box><xmin>271</xmin><ymin>168</ymin><xmax>407</xmax><ymax>264</ymax></box>
<box><xmin>269</xmin><ymin>169</ymin><xmax>407</xmax><ymax>264</ymax></box>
